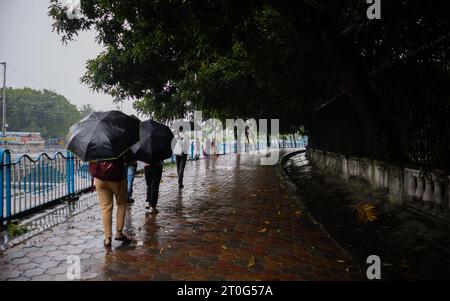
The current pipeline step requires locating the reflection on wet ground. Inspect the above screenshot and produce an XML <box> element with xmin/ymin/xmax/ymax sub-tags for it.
<box><xmin>0</xmin><ymin>151</ymin><xmax>361</xmax><ymax>280</ymax></box>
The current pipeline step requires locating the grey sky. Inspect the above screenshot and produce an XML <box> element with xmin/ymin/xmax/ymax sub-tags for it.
<box><xmin>0</xmin><ymin>0</ymin><xmax>136</xmax><ymax>115</ymax></box>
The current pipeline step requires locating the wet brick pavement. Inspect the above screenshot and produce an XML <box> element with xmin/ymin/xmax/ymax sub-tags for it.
<box><xmin>0</xmin><ymin>151</ymin><xmax>362</xmax><ymax>280</ymax></box>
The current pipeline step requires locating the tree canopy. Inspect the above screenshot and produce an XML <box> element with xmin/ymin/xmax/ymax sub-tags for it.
<box><xmin>79</xmin><ymin>103</ymin><xmax>95</xmax><ymax>119</ymax></box>
<box><xmin>49</xmin><ymin>0</ymin><xmax>450</xmax><ymax>160</ymax></box>
<box><xmin>3</xmin><ymin>87</ymin><xmax>81</xmax><ymax>138</ymax></box>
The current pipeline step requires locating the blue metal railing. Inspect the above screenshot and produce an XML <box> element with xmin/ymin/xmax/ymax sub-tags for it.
<box><xmin>0</xmin><ymin>149</ymin><xmax>92</xmax><ymax>223</ymax></box>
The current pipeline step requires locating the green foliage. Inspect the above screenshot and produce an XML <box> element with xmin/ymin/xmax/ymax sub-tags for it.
<box><xmin>48</xmin><ymin>0</ymin><xmax>450</xmax><ymax>139</ymax></box>
<box><xmin>7</xmin><ymin>222</ymin><xmax>28</xmax><ymax>237</ymax></box>
<box><xmin>79</xmin><ymin>103</ymin><xmax>95</xmax><ymax>119</ymax></box>
<box><xmin>4</xmin><ymin>87</ymin><xmax>81</xmax><ymax>138</ymax></box>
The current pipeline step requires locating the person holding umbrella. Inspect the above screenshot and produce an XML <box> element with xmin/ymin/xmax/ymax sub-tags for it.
<box><xmin>67</xmin><ymin>111</ymin><xmax>139</xmax><ymax>247</ymax></box>
<box><xmin>131</xmin><ymin>119</ymin><xmax>174</xmax><ymax>213</ymax></box>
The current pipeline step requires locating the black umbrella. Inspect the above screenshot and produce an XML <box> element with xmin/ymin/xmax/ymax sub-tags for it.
<box><xmin>67</xmin><ymin>111</ymin><xmax>140</xmax><ymax>162</ymax></box>
<box><xmin>131</xmin><ymin>119</ymin><xmax>174</xmax><ymax>164</ymax></box>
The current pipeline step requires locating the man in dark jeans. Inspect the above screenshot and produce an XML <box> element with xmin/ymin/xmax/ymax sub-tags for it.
<box><xmin>144</xmin><ymin>159</ymin><xmax>163</xmax><ymax>213</ymax></box>
<box><xmin>176</xmin><ymin>154</ymin><xmax>187</xmax><ymax>189</ymax></box>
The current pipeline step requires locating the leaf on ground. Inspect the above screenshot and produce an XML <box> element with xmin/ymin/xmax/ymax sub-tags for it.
<box><xmin>160</xmin><ymin>248</ymin><xmax>164</xmax><ymax>254</ymax></box>
<box><xmin>221</xmin><ymin>245</ymin><xmax>227</xmax><ymax>251</ymax></box>
<box><xmin>294</xmin><ymin>210</ymin><xmax>303</xmax><ymax>216</ymax></box>
<box><xmin>250</xmin><ymin>193</ymin><xmax>257</xmax><ymax>197</ymax></box>
<box><xmin>247</xmin><ymin>256</ymin><xmax>256</xmax><ymax>268</ymax></box>
<box><xmin>353</xmin><ymin>204</ymin><xmax>378</xmax><ymax>223</ymax></box>
<box><xmin>258</xmin><ymin>228</ymin><xmax>267</xmax><ymax>233</ymax></box>
<box><xmin>265</xmin><ymin>220</ymin><xmax>270</xmax><ymax>225</ymax></box>
<box><xmin>278</xmin><ymin>211</ymin><xmax>281</xmax><ymax>215</ymax></box>
<box><xmin>208</xmin><ymin>186</ymin><xmax>220</xmax><ymax>193</ymax></box>
<box><xmin>337</xmin><ymin>260</ymin><xmax>345</xmax><ymax>263</ymax></box>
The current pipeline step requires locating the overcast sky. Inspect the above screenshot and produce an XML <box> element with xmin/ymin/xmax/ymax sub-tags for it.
<box><xmin>0</xmin><ymin>0</ymin><xmax>136</xmax><ymax>115</ymax></box>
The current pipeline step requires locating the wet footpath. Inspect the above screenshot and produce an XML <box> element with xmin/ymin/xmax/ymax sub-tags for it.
<box><xmin>0</xmin><ymin>151</ymin><xmax>362</xmax><ymax>280</ymax></box>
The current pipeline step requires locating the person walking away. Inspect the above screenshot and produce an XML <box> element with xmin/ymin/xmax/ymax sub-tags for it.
<box><xmin>144</xmin><ymin>158</ymin><xmax>163</xmax><ymax>213</ymax></box>
<box><xmin>195</xmin><ymin>137</ymin><xmax>201</xmax><ymax>160</ymax></box>
<box><xmin>174</xmin><ymin>126</ymin><xmax>189</xmax><ymax>189</ymax></box>
<box><xmin>205</xmin><ymin>138</ymin><xmax>211</xmax><ymax>158</ymax></box>
<box><xmin>89</xmin><ymin>158</ymin><xmax>132</xmax><ymax>247</ymax></box>
<box><xmin>126</xmin><ymin>160</ymin><xmax>138</xmax><ymax>203</ymax></box>
<box><xmin>211</xmin><ymin>138</ymin><xmax>217</xmax><ymax>156</ymax></box>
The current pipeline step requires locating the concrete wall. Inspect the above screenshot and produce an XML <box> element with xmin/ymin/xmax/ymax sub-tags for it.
<box><xmin>307</xmin><ymin>148</ymin><xmax>450</xmax><ymax>220</ymax></box>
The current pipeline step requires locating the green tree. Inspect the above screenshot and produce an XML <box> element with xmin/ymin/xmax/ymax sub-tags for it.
<box><xmin>79</xmin><ymin>103</ymin><xmax>95</xmax><ymax>119</ymax></box>
<box><xmin>4</xmin><ymin>87</ymin><xmax>81</xmax><ymax>138</ymax></box>
<box><xmin>48</xmin><ymin>0</ymin><xmax>450</xmax><ymax>160</ymax></box>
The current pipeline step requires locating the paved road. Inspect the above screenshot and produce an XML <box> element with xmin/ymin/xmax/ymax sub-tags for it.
<box><xmin>0</xmin><ymin>151</ymin><xmax>361</xmax><ymax>280</ymax></box>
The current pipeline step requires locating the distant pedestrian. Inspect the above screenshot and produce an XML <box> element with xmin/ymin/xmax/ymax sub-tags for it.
<box><xmin>211</xmin><ymin>138</ymin><xmax>217</xmax><ymax>156</ymax></box>
<box><xmin>174</xmin><ymin>126</ymin><xmax>189</xmax><ymax>189</ymax></box>
<box><xmin>89</xmin><ymin>157</ymin><xmax>132</xmax><ymax>247</ymax></box>
<box><xmin>144</xmin><ymin>158</ymin><xmax>163</xmax><ymax>213</ymax></box>
<box><xmin>122</xmin><ymin>151</ymin><xmax>138</xmax><ymax>204</ymax></box>
<box><xmin>126</xmin><ymin>160</ymin><xmax>138</xmax><ymax>203</ymax></box>
<box><xmin>195</xmin><ymin>137</ymin><xmax>201</xmax><ymax>160</ymax></box>
<box><xmin>205</xmin><ymin>138</ymin><xmax>211</xmax><ymax>157</ymax></box>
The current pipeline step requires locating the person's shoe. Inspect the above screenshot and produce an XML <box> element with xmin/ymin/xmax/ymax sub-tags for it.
<box><xmin>114</xmin><ymin>233</ymin><xmax>132</xmax><ymax>243</ymax></box>
<box><xmin>179</xmin><ymin>184</ymin><xmax>184</xmax><ymax>189</ymax></box>
<box><xmin>145</xmin><ymin>202</ymin><xmax>150</xmax><ymax>210</ymax></box>
<box><xmin>103</xmin><ymin>237</ymin><xmax>112</xmax><ymax>247</ymax></box>
<box><xmin>150</xmin><ymin>206</ymin><xmax>159</xmax><ymax>214</ymax></box>
<box><xmin>127</xmin><ymin>198</ymin><xmax>135</xmax><ymax>204</ymax></box>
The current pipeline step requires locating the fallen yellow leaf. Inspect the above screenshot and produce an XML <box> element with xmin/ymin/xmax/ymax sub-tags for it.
<box><xmin>221</xmin><ymin>245</ymin><xmax>227</xmax><ymax>251</ymax></box>
<box><xmin>247</xmin><ymin>256</ymin><xmax>256</xmax><ymax>268</ymax></box>
<box><xmin>209</xmin><ymin>186</ymin><xmax>220</xmax><ymax>193</ymax></box>
<box><xmin>353</xmin><ymin>203</ymin><xmax>378</xmax><ymax>223</ymax></box>
<box><xmin>258</xmin><ymin>228</ymin><xmax>267</xmax><ymax>233</ymax></box>
<box><xmin>160</xmin><ymin>248</ymin><xmax>164</xmax><ymax>254</ymax></box>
